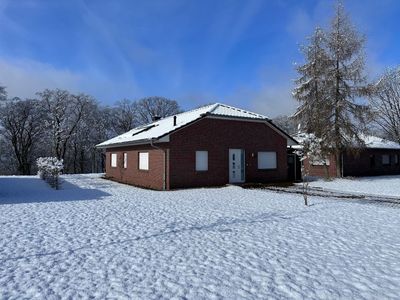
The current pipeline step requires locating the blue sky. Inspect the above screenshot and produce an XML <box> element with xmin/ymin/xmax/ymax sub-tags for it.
<box><xmin>0</xmin><ymin>0</ymin><xmax>399</xmax><ymax>117</ymax></box>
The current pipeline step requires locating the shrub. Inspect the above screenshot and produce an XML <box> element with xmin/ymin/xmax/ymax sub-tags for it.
<box><xmin>37</xmin><ymin>157</ymin><xmax>63</xmax><ymax>189</ymax></box>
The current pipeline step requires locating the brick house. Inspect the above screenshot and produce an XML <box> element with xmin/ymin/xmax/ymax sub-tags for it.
<box><xmin>97</xmin><ymin>103</ymin><xmax>298</xmax><ymax>190</ymax></box>
<box><xmin>292</xmin><ymin>135</ymin><xmax>400</xmax><ymax>178</ymax></box>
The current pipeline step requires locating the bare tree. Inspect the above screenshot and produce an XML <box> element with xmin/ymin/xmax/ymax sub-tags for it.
<box><xmin>38</xmin><ymin>89</ymin><xmax>93</xmax><ymax>162</ymax></box>
<box><xmin>136</xmin><ymin>96</ymin><xmax>181</xmax><ymax>125</ymax></box>
<box><xmin>0</xmin><ymin>98</ymin><xmax>44</xmax><ymax>174</ymax></box>
<box><xmin>368</xmin><ymin>67</ymin><xmax>400</xmax><ymax>143</ymax></box>
<box><xmin>0</xmin><ymin>87</ymin><xmax>17</xmax><ymax>174</ymax></box>
<box><xmin>272</xmin><ymin>115</ymin><xmax>299</xmax><ymax>136</ymax></box>
<box><xmin>68</xmin><ymin>99</ymin><xmax>108</xmax><ymax>173</ymax></box>
<box><xmin>111</xmin><ymin>99</ymin><xmax>138</xmax><ymax>134</ymax></box>
<box><xmin>0</xmin><ymin>86</ymin><xmax>183</xmax><ymax>175</ymax></box>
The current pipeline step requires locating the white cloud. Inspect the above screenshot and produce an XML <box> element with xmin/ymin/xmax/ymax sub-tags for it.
<box><xmin>221</xmin><ymin>79</ymin><xmax>297</xmax><ymax>119</ymax></box>
<box><xmin>0</xmin><ymin>58</ymin><xmax>81</xmax><ymax>99</ymax></box>
<box><xmin>0</xmin><ymin>58</ymin><xmax>140</xmax><ymax>103</ymax></box>
<box><xmin>247</xmin><ymin>84</ymin><xmax>297</xmax><ymax>118</ymax></box>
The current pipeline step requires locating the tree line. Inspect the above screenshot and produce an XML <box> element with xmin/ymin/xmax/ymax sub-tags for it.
<box><xmin>0</xmin><ymin>89</ymin><xmax>180</xmax><ymax>175</ymax></box>
<box><xmin>290</xmin><ymin>2</ymin><xmax>400</xmax><ymax>177</ymax></box>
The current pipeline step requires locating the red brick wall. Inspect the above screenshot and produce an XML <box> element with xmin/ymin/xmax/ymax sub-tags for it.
<box><xmin>168</xmin><ymin>117</ymin><xmax>288</xmax><ymax>189</ymax></box>
<box><xmin>304</xmin><ymin>149</ymin><xmax>400</xmax><ymax>178</ymax></box>
<box><xmin>344</xmin><ymin>149</ymin><xmax>400</xmax><ymax>176</ymax></box>
<box><xmin>304</xmin><ymin>154</ymin><xmax>337</xmax><ymax>178</ymax></box>
<box><xmin>105</xmin><ymin>144</ymin><xmax>167</xmax><ymax>190</ymax></box>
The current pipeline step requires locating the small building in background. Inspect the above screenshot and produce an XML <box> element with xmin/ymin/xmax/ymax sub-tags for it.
<box><xmin>97</xmin><ymin>103</ymin><xmax>298</xmax><ymax>190</ymax></box>
<box><xmin>292</xmin><ymin>134</ymin><xmax>400</xmax><ymax>178</ymax></box>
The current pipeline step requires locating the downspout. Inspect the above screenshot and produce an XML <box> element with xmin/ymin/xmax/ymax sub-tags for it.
<box><xmin>341</xmin><ymin>152</ymin><xmax>344</xmax><ymax>177</ymax></box>
<box><xmin>150</xmin><ymin>138</ymin><xmax>167</xmax><ymax>191</ymax></box>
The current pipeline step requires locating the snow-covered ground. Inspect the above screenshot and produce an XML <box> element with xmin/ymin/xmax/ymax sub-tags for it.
<box><xmin>1</xmin><ymin>174</ymin><xmax>399</xmax><ymax>299</ymax></box>
<box><xmin>308</xmin><ymin>175</ymin><xmax>400</xmax><ymax>197</ymax></box>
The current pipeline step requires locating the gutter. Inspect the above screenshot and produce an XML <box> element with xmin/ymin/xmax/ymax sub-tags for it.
<box><xmin>96</xmin><ymin>138</ymin><xmax>151</xmax><ymax>149</ymax></box>
<box><xmin>150</xmin><ymin>138</ymin><xmax>167</xmax><ymax>191</ymax></box>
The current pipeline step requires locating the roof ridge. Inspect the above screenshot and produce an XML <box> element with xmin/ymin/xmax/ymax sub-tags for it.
<box><xmin>207</xmin><ymin>103</ymin><xmax>221</xmax><ymax>114</ymax></box>
<box><xmin>137</xmin><ymin>103</ymin><xmax>216</xmax><ymax>128</ymax></box>
<box><xmin>207</xmin><ymin>102</ymin><xmax>269</xmax><ymax>119</ymax></box>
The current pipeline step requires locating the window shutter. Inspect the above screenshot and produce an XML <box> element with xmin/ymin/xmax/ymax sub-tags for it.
<box><xmin>258</xmin><ymin>152</ymin><xmax>277</xmax><ymax>169</ymax></box>
<box><xmin>196</xmin><ymin>151</ymin><xmax>208</xmax><ymax>171</ymax></box>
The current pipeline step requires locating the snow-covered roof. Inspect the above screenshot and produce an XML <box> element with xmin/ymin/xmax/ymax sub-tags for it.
<box><xmin>97</xmin><ymin>103</ymin><xmax>296</xmax><ymax>148</ymax></box>
<box><xmin>363</xmin><ymin>135</ymin><xmax>400</xmax><ymax>149</ymax></box>
<box><xmin>291</xmin><ymin>133</ymin><xmax>400</xmax><ymax>150</ymax></box>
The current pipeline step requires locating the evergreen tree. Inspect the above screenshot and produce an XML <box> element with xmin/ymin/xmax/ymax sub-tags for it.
<box><xmin>293</xmin><ymin>2</ymin><xmax>369</xmax><ymax>177</ymax></box>
<box><xmin>293</xmin><ymin>27</ymin><xmax>330</xmax><ymax>140</ymax></box>
<box><xmin>326</xmin><ymin>2</ymin><xmax>369</xmax><ymax>176</ymax></box>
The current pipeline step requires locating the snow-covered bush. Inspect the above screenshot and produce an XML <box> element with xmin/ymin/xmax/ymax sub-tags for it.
<box><xmin>37</xmin><ymin>157</ymin><xmax>63</xmax><ymax>189</ymax></box>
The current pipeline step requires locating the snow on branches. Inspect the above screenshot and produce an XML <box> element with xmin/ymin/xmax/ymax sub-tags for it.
<box><xmin>37</xmin><ymin>157</ymin><xmax>63</xmax><ymax>189</ymax></box>
<box><xmin>294</xmin><ymin>134</ymin><xmax>325</xmax><ymax>206</ymax></box>
<box><xmin>293</xmin><ymin>2</ymin><xmax>369</xmax><ymax>177</ymax></box>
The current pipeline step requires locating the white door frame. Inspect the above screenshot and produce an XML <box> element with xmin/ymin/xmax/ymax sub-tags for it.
<box><xmin>229</xmin><ymin>149</ymin><xmax>245</xmax><ymax>183</ymax></box>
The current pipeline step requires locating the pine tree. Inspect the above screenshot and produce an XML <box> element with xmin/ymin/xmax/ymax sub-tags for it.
<box><xmin>293</xmin><ymin>27</ymin><xmax>330</xmax><ymax>140</ymax></box>
<box><xmin>293</xmin><ymin>2</ymin><xmax>369</xmax><ymax>177</ymax></box>
<box><xmin>326</xmin><ymin>2</ymin><xmax>369</xmax><ymax>176</ymax></box>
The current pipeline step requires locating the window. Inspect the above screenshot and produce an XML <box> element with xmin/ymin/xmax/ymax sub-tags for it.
<box><xmin>258</xmin><ymin>152</ymin><xmax>277</xmax><ymax>169</ymax></box>
<box><xmin>123</xmin><ymin>153</ymin><xmax>128</xmax><ymax>169</ymax></box>
<box><xmin>395</xmin><ymin>154</ymin><xmax>399</xmax><ymax>165</ymax></box>
<box><xmin>310</xmin><ymin>157</ymin><xmax>330</xmax><ymax>166</ymax></box>
<box><xmin>111</xmin><ymin>153</ymin><xmax>117</xmax><ymax>167</ymax></box>
<box><xmin>382</xmin><ymin>154</ymin><xmax>390</xmax><ymax>165</ymax></box>
<box><xmin>195</xmin><ymin>151</ymin><xmax>208</xmax><ymax>171</ymax></box>
<box><xmin>139</xmin><ymin>152</ymin><xmax>149</xmax><ymax>170</ymax></box>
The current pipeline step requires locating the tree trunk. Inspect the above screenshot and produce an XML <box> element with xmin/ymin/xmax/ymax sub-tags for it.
<box><xmin>334</xmin><ymin>58</ymin><xmax>342</xmax><ymax>178</ymax></box>
<box><xmin>335</xmin><ymin>151</ymin><xmax>342</xmax><ymax>177</ymax></box>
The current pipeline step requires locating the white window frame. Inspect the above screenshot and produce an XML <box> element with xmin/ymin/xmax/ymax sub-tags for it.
<box><xmin>258</xmin><ymin>151</ymin><xmax>277</xmax><ymax>170</ymax></box>
<box><xmin>139</xmin><ymin>152</ymin><xmax>149</xmax><ymax>170</ymax></box>
<box><xmin>382</xmin><ymin>154</ymin><xmax>390</xmax><ymax>165</ymax></box>
<box><xmin>310</xmin><ymin>156</ymin><xmax>330</xmax><ymax>166</ymax></box>
<box><xmin>195</xmin><ymin>151</ymin><xmax>208</xmax><ymax>171</ymax></box>
<box><xmin>111</xmin><ymin>153</ymin><xmax>117</xmax><ymax>168</ymax></box>
<box><xmin>123</xmin><ymin>152</ymin><xmax>128</xmax><ymax>169</ymax></box>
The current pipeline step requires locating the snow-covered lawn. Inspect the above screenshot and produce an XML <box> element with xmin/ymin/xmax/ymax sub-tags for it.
<box><xmin>1</xmin><ymin>174</ymin><xmax>399</xmax><ymax>299</ymax></box>
<box><xmin>308</xmin><ymin>175</ymin><xmax>400</xmax><ymax>197</ymax></box>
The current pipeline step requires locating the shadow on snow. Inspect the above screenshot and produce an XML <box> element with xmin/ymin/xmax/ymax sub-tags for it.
<box><xmin>0</xmin><ymin>176</ymin><xmax>110</xmax><ymax>205</ymax></box>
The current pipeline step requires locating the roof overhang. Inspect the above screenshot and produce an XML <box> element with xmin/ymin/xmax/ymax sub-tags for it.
<box><xmin>96</xmin><ymin>135</ymin><xmax>170</xmax><ymax>149</ymax></box>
